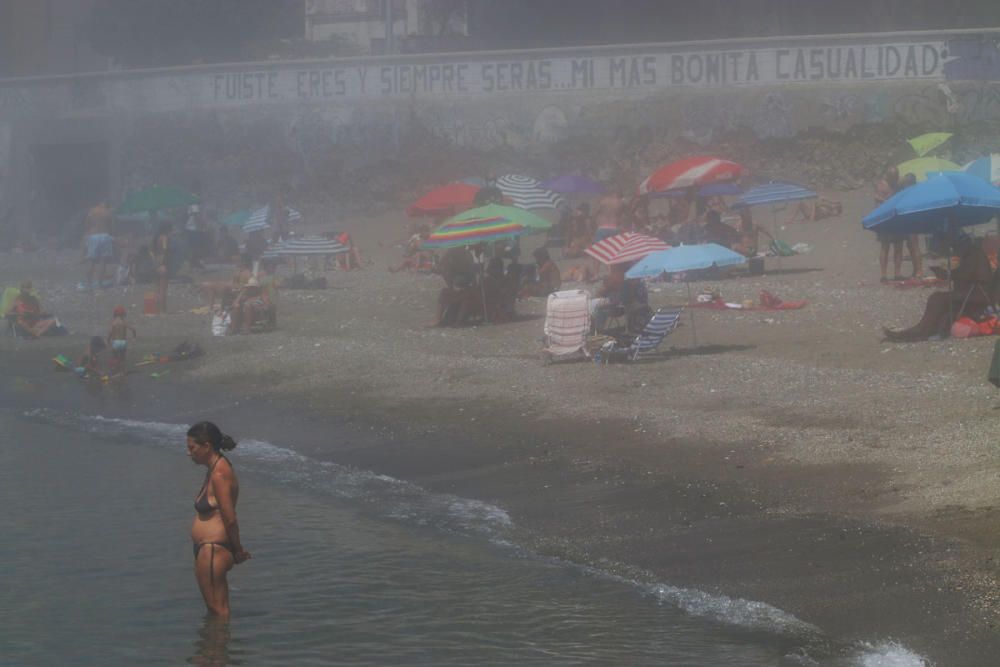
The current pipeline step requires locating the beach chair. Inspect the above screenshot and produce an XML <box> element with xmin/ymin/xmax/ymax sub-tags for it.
<box><xmin>541</xmin><ymin>289</ymin><xmax>591</xmax><ymax>364</ymax></box>
<box><xmin>604</xmin><ymin>306</ymin><xmax>684</xmax><ymax>362</ymax></box>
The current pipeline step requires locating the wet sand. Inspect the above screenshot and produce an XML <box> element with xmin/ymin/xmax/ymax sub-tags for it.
<box><xmin>5</xmin><ymin>188</ymin><xmax>1000</xmax><ymax>662</ymax></box>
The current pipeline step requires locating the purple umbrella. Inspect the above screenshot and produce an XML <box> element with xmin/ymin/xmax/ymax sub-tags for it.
<box><xmin>540</xmin><ymin>174</ymin><xmax>605</xmax><ymax>195</ymax></box>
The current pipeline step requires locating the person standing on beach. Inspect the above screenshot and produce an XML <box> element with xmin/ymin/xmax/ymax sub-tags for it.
<box><xmin>188</xmin><ymin>421</ymin><xmax>250</xmax><ymax>620</ymax></box>
<box><xmin>81</xmin><ymin>201</ymin><xmax>113</xmax><ymax>290</ymax></box>
<box><xmin>153</xmin><ymin>221</ymin><xmax>172</xmax><ymax>313</ymax></box>
<box><xmin>875</xmin><ymin>167</ymin><xmax>905</xmax><ymax>283</ymax></box>
<box><xmin>106</xmin><ymin>305</ymin><xmax>136</xmax><ymax>376</ymax></box>
<box><xmin>899</xmin><ymin>172</ymin><xmax>924</xmax><ymax>279</ymax></box>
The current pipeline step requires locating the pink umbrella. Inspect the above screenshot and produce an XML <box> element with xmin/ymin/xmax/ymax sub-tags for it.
<box><xmin>638</xmin><ymin>157</ymin><xmax>745</xmax><ymax>195</ymax></box>
<box><xmin>584</xmin><ymin>232</ymin><xmax>670</xmax><ymax>265</ymax></box>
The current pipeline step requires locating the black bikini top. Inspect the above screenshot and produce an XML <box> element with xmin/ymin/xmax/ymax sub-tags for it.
<box><xmin>194</xmin><ymin>456</ymin><xmax>227</xmax><ymax>515</ymax></box>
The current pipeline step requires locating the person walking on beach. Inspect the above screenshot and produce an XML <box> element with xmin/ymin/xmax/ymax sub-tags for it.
<box><xmin>187</xmin><ymin>421</ymin><xmax>250</xmax><ymax>619</ymax></box>
<box><xmin>106</xmin><ymin>305</ymin><xmax>136</xmax><ymax>376</ymax></box>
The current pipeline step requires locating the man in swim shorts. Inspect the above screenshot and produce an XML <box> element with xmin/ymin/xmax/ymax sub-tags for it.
<box><xmin>82</xmin><ymin>201</ymin><xmax>114</xmax><ymax>289</ymax></box>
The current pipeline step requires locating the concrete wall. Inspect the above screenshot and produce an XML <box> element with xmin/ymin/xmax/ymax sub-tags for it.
<box><xmin>3</xmin><ymin>28</ymin><xmax>1000</xmax><ymax>234</ymax></box>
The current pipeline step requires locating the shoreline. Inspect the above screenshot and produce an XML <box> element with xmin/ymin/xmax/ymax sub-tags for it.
<box><xmin>2</xmin><ymin>346</ymin><xmax>996</xmax><ymax>663</ymax></box>
<box><xmin>5</xmin><ymin>189</ymin><xmax>1000</xmax><ymax>662</ymax></box>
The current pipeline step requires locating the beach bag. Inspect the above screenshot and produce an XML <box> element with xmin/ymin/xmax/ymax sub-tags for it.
<box><xmin>990</xmin><ymin>339</ymin><xmax>1000</xmax><ymax>388</ymax></box>
<box><xmin>211</xmin><ymin>311</ymin><xmax>230</xmax><ymax>336</ymax></box>
<box><xmin>951</xmin><ymin>317</ymin><xmax>980</xmax><ymax>338</ymax></box>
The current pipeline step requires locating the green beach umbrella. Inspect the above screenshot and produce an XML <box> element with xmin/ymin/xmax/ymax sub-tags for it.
<box><xmin>896</xmin><ymin>157</ymin><xmax>961</xmax><ymax>182</ymax></box>
<box><xmin>116</xmin><ymin>185</ymin><xmax>199</xmax><ymax>215</ymax></box>
<box><xmin>907</xmin><ymin>132</ymin><xmax>952</xmax><ymax>157</ymax></box>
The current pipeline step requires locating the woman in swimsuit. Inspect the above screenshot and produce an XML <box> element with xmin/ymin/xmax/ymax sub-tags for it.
<box><xmin>187</xmin><ymin>421</ymin><xmax>250</xmax><ymax>619</ymax></box>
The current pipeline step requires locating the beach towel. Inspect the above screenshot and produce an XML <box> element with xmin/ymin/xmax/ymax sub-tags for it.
<box><xmin>688</xmin><ymin>290</ymin><xmax>807</xmax><ymax>311</ymax></box>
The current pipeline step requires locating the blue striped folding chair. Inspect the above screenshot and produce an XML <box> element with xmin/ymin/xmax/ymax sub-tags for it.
<box><xmin>614</xmin><ymin>306</ymin><xmax>683</xmax><ymax>362</ymax></box>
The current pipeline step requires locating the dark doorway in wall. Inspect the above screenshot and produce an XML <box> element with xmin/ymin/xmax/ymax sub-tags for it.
<box><xmin>32</xmin><ymin>142</ymin><xmax>109</xmax><ymax>237</ymax></box>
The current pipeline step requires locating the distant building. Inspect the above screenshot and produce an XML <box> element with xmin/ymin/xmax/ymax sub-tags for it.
<box><xmin>304</xmin><ymin>0</ymin><xmax>471</xmax><ymax>55</ymax></box>
<box><xmin>0</xmin><ymin>0</ymin><xmax>109</xmax><ymax>77</ymax></box>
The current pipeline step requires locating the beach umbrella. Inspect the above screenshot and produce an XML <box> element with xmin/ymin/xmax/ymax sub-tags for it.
<box><xmin>896</xmin><ymin>157</ymin><xmax>962</xmax><ymax>182</ymax></box>
<box><xmin>651</xmin><ymin>182</ymin><xmax>743</xmax><ymax>198</ymax></box>
<box><xmin>584</xmin><ymin>232</ymin><xmax>671</xmax><ymax>265</ymax></box>
<box><xmin>262</xmin><ymin>235</ymin><xmax>347</xmax><ymax>258</ymax></box>
<box><xmin>421</xmin><ymin>204</ymin><xmax>552</xmax><ymax>250</ymax></box>
<box><xmin>242</xmin><ymin>205</ymin><xmax>302</xmax><ymax>233</ymax></box>
<box><xmin>540</xmin><ymin>174</ymin><xmax>605</xmax><ymax>195</ymax></box>
<box><xmin>907</xmin><ymin>132</ymin><xmax>952</xmax><ymax>157</ymax></box>
<box><xmin>117</xmin><ymin>185</ymin><xmax>198</xmax><ymax>215</ymax></box>
<box><xmin>407</xmin><ymin>182</ymin><xmax>480</xmax><ymax>217</ymax></box>
<box><xmin>495</xmin><ymin>174</ymin><xmax>565</xmax><ymax>210</ymax></box>
<box><xmin>625</xmin><ymin>243</ymin><xmax>746</xmax><ymax>346</ymax></box>
<box><xmin>862</xmin><ymin>171</ymin><xmax>1000</xmax><ymax>235</ymax></box>
<box><xmin>638</xmin><ymin>156</ymin><xmax>744</xmax><ymax>195</ymax></box>
<box><xmin>220</xmin><ymin>209</ymin><xmax>252</xmax><ymax>227</ymax></box>
<box><xmin>732</xmin><ymin>182</ymin><xmax>816</xmax><ymax>208</ymax></box>
<box><xmin>963</xmin><ymin>154</ymin><xmax>1000</xmax><ymax>186</ymax></box>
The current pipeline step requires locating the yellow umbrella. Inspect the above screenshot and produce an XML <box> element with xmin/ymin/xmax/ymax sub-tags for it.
<box><xmin>896</xmin><ymin>157</ymin><xmax>961</xmax><ymax>182</ymax></box>
<box><xmin>906</xmin><ymin>132</ymin><xmax>952</xmax><ymax>157</ymax></box>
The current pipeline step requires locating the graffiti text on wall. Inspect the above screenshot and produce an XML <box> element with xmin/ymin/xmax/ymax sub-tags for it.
<box><xmin>209</xmin><ymin>41</ymin><xmax>949</xmax><ymax>104</ymax></box>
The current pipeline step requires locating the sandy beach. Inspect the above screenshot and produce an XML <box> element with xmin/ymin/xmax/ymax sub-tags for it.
<box><xmin>5</xmin><ymin>187</ymin><xmax>1000</xmax><ymax>662</ymax></box>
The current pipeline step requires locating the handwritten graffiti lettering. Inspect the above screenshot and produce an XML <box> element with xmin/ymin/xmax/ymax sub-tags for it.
<box><xmin>213</xmin><ymin>71</ymin><xmax>280</xmax><ymax>100</ymax></box>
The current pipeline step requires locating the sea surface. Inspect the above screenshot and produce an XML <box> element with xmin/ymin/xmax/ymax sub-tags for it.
<box><xmin>0</xmin><ymin>409</ymin><xmax>926</xmax><ymax>666</ymax></box>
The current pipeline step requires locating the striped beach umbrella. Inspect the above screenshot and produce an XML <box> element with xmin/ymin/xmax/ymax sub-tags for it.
<box><xmin>242</xmin><ymin>205</ymin><xmax>302</xmax><ymax>233</ymax></box>
<box><xmin>262</xmin><ymin>235</ymin><xmax>347</xmax><ymax>258</ymax></box>
<box><xmin>422</xmin><ymin>204</ymin><xmax>551</xmax><ymax>250</ymax></box>
<box><xmin>496</xmin><ymin>174</ymin><xmax>565</xmax><ymax>210</ymax></box>
<box><xmin>584</xmin><ymin>232</ymin><xmax>670</xmax><ymax>266</ymax></box>
<box><xmin>638</xmin><ymin>157</ymin><xmax>744</xmax><ymax>195</ymax></box>
<box><xmin>732</xmin><ymin>182</ymin><xmax>816</xmax><ymax>208</ymax></box>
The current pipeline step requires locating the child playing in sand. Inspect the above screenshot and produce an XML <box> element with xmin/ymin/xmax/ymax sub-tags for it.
<box><xmin>107</xmin><ymin>306</ymin><xmax>137</xmax><ymax>375</ymax></box>
<box><xmin>76</xmin><ymin>336</ymin><xmax>106</xmax><ymax>378</ymax></box>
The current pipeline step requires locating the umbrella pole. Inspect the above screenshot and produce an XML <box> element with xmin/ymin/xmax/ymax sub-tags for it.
<box><xmin>773</xmin><ymin>206</ymin><xmax>782</xmax><ymax>271</ymax></box>
<box><xmin>480</xmin><ymin>262</ymin><xmax>489</xmax><ymax>325</ymax></box>
<box><xmin>686</xmin><ymin>281</ymin><xmax>698</xmax><ymax>347</ymax></box>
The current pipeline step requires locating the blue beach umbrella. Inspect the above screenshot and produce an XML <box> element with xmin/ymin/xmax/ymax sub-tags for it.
<box><xmin>963</xmin><ymin>154</ymin><xmax>1000</xmax><ymax>186</ymax></box>
<box><xmin>626</xmin><ymin>243</ymin><xmax>746</xmax><ymax>347</ymax></box>
<box><xmin>732</xmin><ymin>182</ymin><xmax>816</xmax><ymax>208</ymax></box>
<box><xmin>862</xmin><ymin>171</ymin><xmax>1000</xmax><ymax>236</ymax></box>
<box><xmin>625</xmin><ymin>243</ymin><xmax>747</xmax><ymax>279</ymax></box>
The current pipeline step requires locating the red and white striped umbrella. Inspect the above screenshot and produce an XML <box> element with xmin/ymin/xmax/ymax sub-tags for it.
<box><xmin>584</xmin><ymin>232</ymin><xmax>670</xmax><ymax>266</ymax></box>
<box><xmin>638</xmin><ymin>157</ymin><xmax>745</xmax><ymax>195</ymax></box>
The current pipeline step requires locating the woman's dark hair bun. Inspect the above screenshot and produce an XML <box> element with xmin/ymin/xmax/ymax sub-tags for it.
<box><xmin>219</xmin><ymin>434</ymin><xmax>238</xmax><ymax>451</ymax></box>
<box><xmin>187</xmin><ymin>421</ymin><xmax>237</xmax><ymax>452</ymax></box>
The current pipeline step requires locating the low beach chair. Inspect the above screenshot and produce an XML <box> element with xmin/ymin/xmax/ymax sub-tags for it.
<box><xmin>541</xmin><ymin>289</ymin><xmax>591</xmax><ymax>364</ymax></box>
<box><xmin>605</xmin><ymin>306</ymin><xmax>684</xmax><ymax>363</ymax></box>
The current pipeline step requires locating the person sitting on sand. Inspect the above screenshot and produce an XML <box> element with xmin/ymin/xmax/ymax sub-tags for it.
<box><xmin>229</xmin><ymin>277</ymin><xmax>273</xmax><ymax>335</ymax></box>
<box><xmin>519</xmin><ymin>248</ymin><xmax>562</xmax><ymax>298</ymax></box>
<box><xmin>75</xmin><ymin>336</ymin><xmax>106</xmax><ymax>378</ymax></box>
<box><xmin>389</xmin><ymin>225</ymin><xmax>432</xmax><ymax>273</ymax></box>
<box><xmin>883</xmin><ymin>233</ymin><xmax>992</xmax><ymax>342</ymax></box>
<box><xmin>336</xmin><ymin>232</ymin><xmax>365</xmax><ymax>271</ymax></box>
<box><xmin>731</xmin><ymin>209</ymin><xmax>773</xmax><ymax>258</ymax></box>
<box><xmin>702</xmin><ymin>211</ymin><xmax>740</xmax><ymax>248</ymax></box>
<box><xmin>5</xmin><ymin>281</ymin><xmax>58</xmax><ymax>338</ymax></box>
<box><xmin>591</xmin><ymin>264</ymin><xmax>628</xmax><ymax>332</ymax></box>
<box><xmin>786</xmin><ymin>196</ymin><xmax>843</xmax><ymax>223</ymax></box>
<box><xmin>107</xmin><ymin>306</ymin><xmax>137</xmax><ymax>376</ymax></box>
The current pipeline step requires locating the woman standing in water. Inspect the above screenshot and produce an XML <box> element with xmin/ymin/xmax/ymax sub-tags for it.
<box><xmin>188</xmin><ymin>422</ymin><xmax>250</xmax><ymax>619</ymax></box>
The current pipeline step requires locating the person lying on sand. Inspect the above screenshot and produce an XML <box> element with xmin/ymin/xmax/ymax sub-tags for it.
<box><xmin>786</xmin><ymin>197</ymin><xmax>843</xmax><ymax>223</ymax></box>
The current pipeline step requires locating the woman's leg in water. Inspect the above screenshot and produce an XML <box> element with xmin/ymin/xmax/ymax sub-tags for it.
<box><xmin>194</xmin><ymin>544</ymin><xmax>235</xmax><ymax>618</ymax></box>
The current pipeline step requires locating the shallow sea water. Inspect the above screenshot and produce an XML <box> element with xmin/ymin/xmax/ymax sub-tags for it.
<box><xmin>0</xmin><ymin>410</ymin><xmax>926</xmax><ymax>666</ymax></box>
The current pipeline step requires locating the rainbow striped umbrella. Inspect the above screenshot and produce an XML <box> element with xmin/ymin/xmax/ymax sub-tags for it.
<box><xmin>421</xmin><ymin>204</ymin><xmax>551</xmax><ymax>250</ymax></box>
